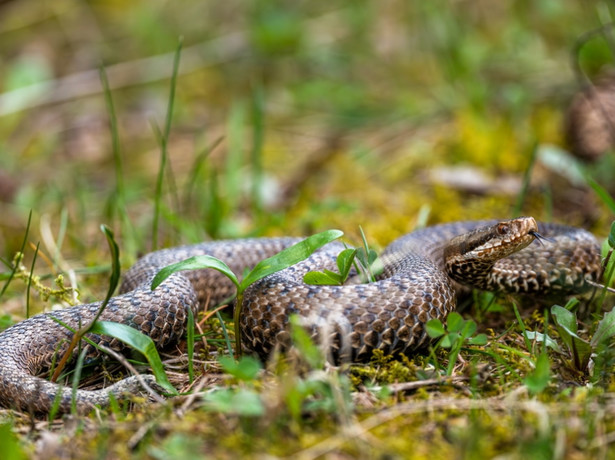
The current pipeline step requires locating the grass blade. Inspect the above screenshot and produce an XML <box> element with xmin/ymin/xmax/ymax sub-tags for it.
<box><xmin>25</xmin><ymin>242</ymin><xmax>40</xmax><ymax>319</ymax></box>
<box><xmin>187</xmin><ymin>307</ymin><xmax>195</xmax><ymax>383</ymax></box>
<box><xmin>226</xmin><ymin>101</ymin><xmax>246</xmax><ymax>212</ymax></box>
<box><xmin>250</xmin><ymin>85</ymin><xmax>265</xmax><ymax>216</ymax></box>
<box><xmin>0</xmin><ymin>210</ymin><xmax>32</xmax><ymax>300</ymax></box>
<box><xmin>513</xmin><ymin>141</ymin><xmax>537</xmax><ymax>216</ymax></box>
<box><xmin>587</xmin><ymin>176</ymin><xmax>615</xmax><ymax>214</ymax></box>
<box><xmin>152</xmin><ymin>38</ymin><xmax>183</xmax><ymax>250</ymax></box>
<box><xmin>150</xmin><ymin>255</ymin><xmax>239</xmax><ymax>291</ymax></box>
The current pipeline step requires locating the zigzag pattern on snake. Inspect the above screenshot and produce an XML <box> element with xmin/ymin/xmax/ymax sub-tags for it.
<box><xmin>0</xmin><ymin>217</ymin><xmax>602</xmax><ymax>414</ymax></box>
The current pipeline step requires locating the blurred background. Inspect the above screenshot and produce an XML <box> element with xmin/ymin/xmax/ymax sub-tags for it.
<box><xmin>0</xmin><ymin>0</ymin><xmax>614</xmax><ymax>290</ymax></box>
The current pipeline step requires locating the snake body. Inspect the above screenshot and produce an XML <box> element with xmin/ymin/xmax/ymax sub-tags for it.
<box><xmin>0</xmin><ymin>217</ymin><xmax>602</xmax><ymax>413</ymax></box>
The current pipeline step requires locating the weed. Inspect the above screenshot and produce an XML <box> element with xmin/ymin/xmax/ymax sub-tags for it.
<box><xmin>426</xmin><ymin>312</ymin><xmax>488</xmax><ymax>376</ymax></box>
<box><xmin>152</xmin><ymin>229</ymin><xmax>343</xmax><ymax>355</ymax></box>
<box><xmin>303</xmin><ymin>226</ymin><xmax>379</xmax><ymax>285</ymax></box>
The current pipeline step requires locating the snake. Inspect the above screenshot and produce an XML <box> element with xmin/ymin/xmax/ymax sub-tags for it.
<box><xmin>0</xmin><ymin>217</ymin><xmax>602</xmax><ymax>414</ymax></box>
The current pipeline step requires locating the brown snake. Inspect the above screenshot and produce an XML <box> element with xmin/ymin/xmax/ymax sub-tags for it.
<box><xmin>0</xmin><ymin>217</ymin><xmax>602</xmax><ymax>414</ymax></box>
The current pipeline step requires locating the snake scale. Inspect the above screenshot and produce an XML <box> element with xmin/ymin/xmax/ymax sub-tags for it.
<box><xmin>0</xmin><ymin>217</ymin><xmax>602</xmax><ymax>414</ymax></box>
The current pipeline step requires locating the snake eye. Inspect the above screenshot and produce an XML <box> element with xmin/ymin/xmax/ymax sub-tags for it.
<box><xmin>497</xmin><ymin>223</ymin><xmax>509</xmax><ymax>235</ymax></box>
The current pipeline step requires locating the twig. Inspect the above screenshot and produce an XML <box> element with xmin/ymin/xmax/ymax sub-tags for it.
<box><xmin>96</xmin><ymin>344</ymin><xmax>165</xmax><ymax>405</ymax></box>
<box><xmin>373</xmin><ymin>375</ymin><xmax>468</xmax><ymax>395</ymax></box>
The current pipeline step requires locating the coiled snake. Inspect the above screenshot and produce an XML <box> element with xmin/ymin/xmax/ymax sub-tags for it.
<box><xmin>0</xmin><ymin>217</ymin><xmax>602</xmax><ymax>414</ymax></box>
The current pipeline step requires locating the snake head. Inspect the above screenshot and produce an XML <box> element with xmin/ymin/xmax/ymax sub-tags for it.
<box><xmin>444</xmin><ymin>217</ymin><xmax>539</xmax><ymax>266</ymax></box>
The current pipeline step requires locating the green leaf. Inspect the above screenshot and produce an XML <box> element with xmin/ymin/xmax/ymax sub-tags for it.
<box><xmin>0</xmin><ymin>314</ymin><xmax>13</xmax><ymax>331</ymax></box>
<box><xmin>551</xmin><ymin>305</ymin><xmax>578</xmax><ymax>336</ymax></box>
<box><xmin>303</xmin><ymin>271</ymin><xmax>342</xmax><ymax>286</ymax></box>
<box><xmin>551</xmin><ymin>305</ymin><xmax>592</xmax><ymax>371</ymax></box>
<box><xmin>324</xmin><ymin>269</ymin><xmax>344</xmax><ymax>283</ymax></box>
<box><xmin>591</xmin><ymin>309</ymin><xmax>615</xmax><ymax>348</ymax></box>
<box><xmin>524</xmin><ymin>352</ymin><xmax>551</xmax><ymax>395</ymax></box>
<box><xmin>425</xmin><ymin>319</ymin><xmax>446</xmax><ymax>339</ymax></box>
<box><xmin>203</xmin><ymin>388</ymin><xmax>265</xmax><ymax>416</ymax></box>
<box><xmin>441</xmin><ymin>332</ymin><xmax>459</xmax><ymax>348</ymax></box>
<box><xmin>356</xmin><ymin>247</ymin><xmax>378</xmax><ymax>267</ymax></box>
<box><xmin>239</xmin><ymin>229</ymin><xmax>343</xmax><ymax>292</ymax></box>
<box><xmin>89</xmin><ymin>321</ymin><xmax>177</xmax><ymax>394</ymax></box>
<box><xmin>151</xmin><ymin>255</ymin><xmax>239</xmax><ymax>291</ymax></box>
<box><xmin>336</xmin><ymin>248</ymin><xmax>357</xmax><ymax>281</ymax></box>
<box><xmin>467</xmin><ymin>333</ymin><xmax>488</xmax><ymax>346</ymax></box>
<box><xmin>0</xmin><ymin>423</ymin><xmax>27</xmax><ymax>460</ymax></box>
<box><xmin>523</xmin><ymin>331</ymin><xmax>562</xmax><ymax>353</ymax></box>
<box><xmin>218</xmin><ymin>355</ymin><xmax>262</xmax><ymax>381</ymax></box>
<box><xmin>460</xmin><ymin>319</ymin><xmax>477</xmax><ymax>339</ymax></box>
<box><xmin>569</xmin><ymin>336</ymin><xmax>592</xmax><ymax>371</ymax></box>
<box><xmin>446</xmin><ymin>312</ymin><xmax>465</xmax><ymax>333</ymax></box>
<box><xmin>609</xmin><ymin>220</ymin><xmax>615</xmax><ymax>249</ymax></box>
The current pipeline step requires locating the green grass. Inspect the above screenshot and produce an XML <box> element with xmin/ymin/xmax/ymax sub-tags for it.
<box><xmin>1</xmin><ymin>0</ymin><xmax>615</xmax><ymax>458</ymax></box>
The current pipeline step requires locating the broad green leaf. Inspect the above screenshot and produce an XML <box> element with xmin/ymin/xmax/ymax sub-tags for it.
<box><xmin>204</xmin><ymin>388</ymin><xmax>265</xmax><ymax>416</ymax></box>
<box><xmin>446</xmin><ymin>312</ymin><xmax>465</xmax><ymax>333</ymax></box>
<box><xmin>0</xmin><ymin>314</ymin><xmax>13</xmax><ymax>331</ymax></box>
<box><xmin>151</xmin><ymin>255</ymin><xmax>239</xmax><ymax>291</ymax></box>
<box><xmin>239</xmin><ymin>229</ymin><xmax>343</xmax><ymax>291</ymax></box>
<box><xmin>0</xmin><ymin>423</ymin><xmax>27</xmax><ymax>460</ymax></box>
<box><xmin>523</xmin><ymin>331</ymin><xmax>562</xmax><ymax>353</ymax></box>
<box><xmin>285</xmin><ymin>380</ymin><xmax>312</xmax><ymax>420</ymax></box>
<box><xmin>90</xmin><ymin>321</ymin><xmax>177</xmax><ymax>394</ymax></box>
<box><xmin>524</xmin><ymin>352</ymin><xmax>551</xmax><ymax>394</ymax></box>
<box><xmin>551</xmin><ymin>305</ymin><xmax>578</xmax><ymax>336</ymax></box>
<box><xmin>324</xmin><ymin>269</ymin><xmax>344</xmax><ymax>283</ymax></box>
<box><xmin>303</xmin><ymin>271</ymin><xmax>342</xmax><ymax>286</ymax></box>
<box><xmin>425</xmin><ymin>319</ymin><xmax>445</xmax><ymax>339</ymax></box>
<box><xmin>461</xmin><ymin>320</ymin><xmax>477</xmax><ymax>339</ymax></box>
<box><xmin>468</xmin><ymin>333</ymin><xmax>488</xmax><ymax>345</ymax></box>
<box><xmin>336</xmin><ymin>248</ymin><xmax>357</xmax><ymax>281</ymax></box>
<box><xmin>219</xmin><ymin>355</ymin><xmax>262</xmax><ymax>381</ymax></box>
<box><xmin>591</xmin><ymin>309</ymin><xmax>615</xmax><ymax>348</ymax></box>
<box><xmin>551</xmin><ymin>305</ymin><xmax>592</xmax><ymax>370</ymax></box>
<box><xmin>441</xmin><ymin>332</ymin><xmax>459</xmax><ymax>348</ymax></box>
<box><xmin>356</xmin><ymin>247</ymin><xmax>378</xmax><ymax>267</ymax></box>
<box><xmin>569</xmin><ymin>336</ymin><xmax>592</xmax><ymax>371</ymax></box>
